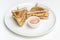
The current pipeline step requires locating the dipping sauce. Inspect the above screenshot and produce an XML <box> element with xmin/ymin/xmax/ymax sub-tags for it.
<box><xmin>30</xmin><ymin>18</ymin><xmax>39</xmax><ymax>24</ymax></box>
<box><xmin>27</xmin><ymin>16</ymin><xmax>40</xmax><ymax>28</ymax></box>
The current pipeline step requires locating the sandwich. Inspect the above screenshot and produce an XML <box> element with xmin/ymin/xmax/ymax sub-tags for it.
<box><xmin>12</xmin><ymin>7</ymin><xmax>27</xmax><ymax>26</ymax></box>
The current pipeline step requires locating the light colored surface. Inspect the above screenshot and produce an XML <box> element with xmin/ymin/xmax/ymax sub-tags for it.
<box><xmin>0</xmin><ymin>0</ymin><xmax>60</xmax><ymax>40</ymax></box>
<box><xmin>4</xmin><ymin>3</ymin><xmax>55</xmax><ymax>37</ymax></box>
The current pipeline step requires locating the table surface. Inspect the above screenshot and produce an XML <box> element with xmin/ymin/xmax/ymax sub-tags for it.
<box><xmin>0</xmin><ymin>0</ymin><xmax>60</xmax><ymax>40</ymax></box>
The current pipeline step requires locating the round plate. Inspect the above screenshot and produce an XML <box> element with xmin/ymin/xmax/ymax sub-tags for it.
<box><xmin>4</xmin><ymin>3</ymin><xmax>56</xmax><ymax>37</ymax></box>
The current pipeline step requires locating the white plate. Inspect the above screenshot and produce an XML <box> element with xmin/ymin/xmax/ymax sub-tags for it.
<box><xmin>4</xmin><ymin>3</ymin><xmax>56</xmax><ymax>37</ymax></box>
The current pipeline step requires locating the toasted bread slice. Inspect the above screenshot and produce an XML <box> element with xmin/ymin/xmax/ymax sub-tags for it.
<box><xmin>27</xmin><ymin>10</ymin><xmax>49</xmax><ymax>19</ymax></box>
<box><xmin>12</xmin><ymin>8</ymin><xmax>27</xmax><ymax>26</ymax></box>
<box><xmin>29</xmin><ymin>4</ymin><xmax>49</xmax><ymax>19</ymax></box>
<box><xmin>30</xmin><ymin>4</ymin><xmax>44</xmax><ymax>12</ymax></box>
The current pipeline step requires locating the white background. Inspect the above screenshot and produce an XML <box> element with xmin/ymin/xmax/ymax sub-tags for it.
<box><xmin>0</xmin><ymin>0</ymin><xmax>60</xmax><ymax>40</ymax></box>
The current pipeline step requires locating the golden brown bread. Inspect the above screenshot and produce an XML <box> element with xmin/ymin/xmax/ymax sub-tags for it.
<box><xmin>30</xmin><ymin>4</ymin><xmax>44</xmax><ymax>12</ymax></box>
<box><xmin>29</xmin><ymin>4</ymin><xmax>49</xmax><ymax>19</ymax></box>
<box><xmin>27</xmin><ymin>11</ymin><xmax>49</xmax><ymax>19</ymax></box>
<box><xmin>12</xmin><ymin>8</ymin><xmax>27</xmax><ymax>26</ymax></box>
